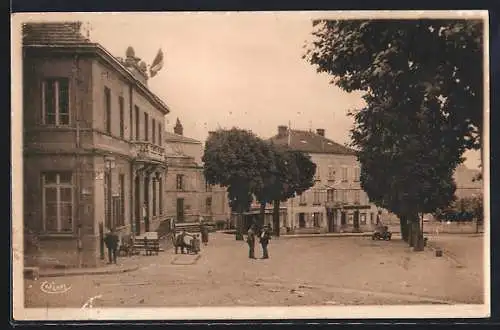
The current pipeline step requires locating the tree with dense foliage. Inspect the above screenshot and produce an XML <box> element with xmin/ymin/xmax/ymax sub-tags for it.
<box><xmin>254</xmin><ymin>145</ymin><xmax>316</xmax><ymax>236</ymax></box>
<box><xmin>304</xmin><ymin>19</ymin><xmax>483</xmax><ymax>250</ymax></box>
<box><xmin>202</xmin><ymin>128</ymin><xmax>274</xmax><ymax>234</ymax></box>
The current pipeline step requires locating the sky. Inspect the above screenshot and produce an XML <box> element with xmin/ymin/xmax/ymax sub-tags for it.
<box><xmin>16</xmin><ymin>12</ymin><xmax>482</xmax><ymax>169</ymax></box>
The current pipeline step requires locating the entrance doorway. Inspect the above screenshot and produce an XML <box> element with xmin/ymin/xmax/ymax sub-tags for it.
<box><xmin>353</xmin><ymin>210</ymin><xmax>360</xmax><ymax>231</ymax></box>
<box><xmin>134</xmin><ymin>175</ymin><xmax>141</xmax><ymax>235</ymax></box>
<box><xmin>327</xmin><ymin>210</ymin><xmax>335</xmax><ymax>232</ymax></box>
<box><xmin>144</xmin><ymin>176</ymin><xmax>150</xmax><ymax>232</ymax></box>
<box><xmin>176</xmin><ymin>198</ymin><xmax>185</xmax><ymax>222</ymax></box>
<box><xmin>298</xmin><ymin>213</ymin><xmax>306</xmax><ymax>228</ymax></box>
<box><xmin>341</xmin><ymin>212</ymin><xmax>347</xmax><ymax>226</ymax></box>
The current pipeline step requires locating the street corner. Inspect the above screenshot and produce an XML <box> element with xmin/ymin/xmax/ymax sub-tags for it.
<box><xmin>171</xmin><ymin>253</ymin><xmax>202</xmax><ymax>265</ymax></box>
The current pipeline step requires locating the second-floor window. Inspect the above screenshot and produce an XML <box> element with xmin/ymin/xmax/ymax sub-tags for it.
<box><xmin>135</xmin><ymin>106</ymin><xmax>140</xmax><ymax>140</ymax></box>
<box><xmin>315</xmin><ymin>166</ymin><xmax>321</xmax><ymax>181</ymax></box>
<box><xmin>341</xmin><ymin>167</ymin><xmax>348</xmax><ymax>182</ymax></box>
<box><xmin>354</xmin><ymin>190</ymin><xmax>361</xmax><ymax>204</ymax></box>
<box><xmin>205</xmin><ymin>182</ymin><xmax>212</xmax><ymax>192</ymax></box>
<box><xmin>158</xmin><ymin>123</ymin><xmax>162</xmax><ymax>146</ymax></box>
<box><xmin>328</xmin><ymin>166</ymin><xmax>335</xmax><ymax>181</ymax></box>
<box><xmin>144</xmin><ymin>112</ymin><xmax>149</xmax><ymax>141</ymax></box>
<box><xmin>104</xmin><ymin>87</ymin><xmax>111</xmax><ymax>134</ymax></box>
<box><xmin>299</xmin><ymin>193</ymin><xmax>306</xmax><ymax>205</ymax></box>
<box><xmin>152</xmin><ymin>118</ymin><xmax>156</xmax><ymax>144</ymax></box>
<box><xmin>313</xmin><ymin>190</ymin><xmax>321</xmax><ymax>205</ymax></box>
<box><xmin>353</xmin><ymin>167</ymin><xmax>361</xmax><ymax>182</ymax></box>
<box><xmin>118</xmin><ymin>96</ymin><xmax>124</xmax><ymax>138</ymax></box>
<box><xmin>176</xmin><ymin>174</ymin><xmax>184</xmax><ymax>191</ymax></box>
<box><xmin>341</xmin><ymin>190</ymin><xmax>348</xmax><ymax>203</ymax></box>
<box><xmin>206</xmin><ymin>197</ymin><xmax>212</xmax><ymax>213</ymax></box>
<box><xmin>42</xmin><ymin>78</ymin><xmax>69</xmax><ymax>125</ymax></box>
<box><xmin>327</xmin><ymin>189</ymin><xmax>334</xmax><ymax>202</ymax></box>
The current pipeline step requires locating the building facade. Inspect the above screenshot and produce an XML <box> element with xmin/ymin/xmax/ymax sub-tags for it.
<box><xmin>269</xmin><ymin>126</ymin><xmax>379</xmax><ymax>234</ymax></box>
<box><xmin>453</xmin><ymin>164</ymin><xmax>483</xmax><ymax>200</ymax></box>
<box><xmin>23</xmin><ymin>22</ymin><xmax>170</xmax><ymax>267</ymax></box>
<box><xmin>163</xmin><ymin>120</ymin><xmax>231</xmax><ymax>225</ymax></box>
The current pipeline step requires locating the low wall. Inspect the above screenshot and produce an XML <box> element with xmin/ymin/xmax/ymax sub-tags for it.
<box><xmin>24</xmin><ymin>235</ymin><xmax>102</xmax><ymax>269</ymax></box>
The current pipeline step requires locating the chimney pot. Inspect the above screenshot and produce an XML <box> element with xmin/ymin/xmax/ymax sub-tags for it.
<box><xmin>316</xmin><ymin>128</ymin><xmax>325</xmax><ymax>137</ymax></box>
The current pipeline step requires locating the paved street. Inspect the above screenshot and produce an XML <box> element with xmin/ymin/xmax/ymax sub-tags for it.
<box><xmin>24</xmin><ymin>233</ymin><xmax>485</xmax><ymax>308</ymax></box>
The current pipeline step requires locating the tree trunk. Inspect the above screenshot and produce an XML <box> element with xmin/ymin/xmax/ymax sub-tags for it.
<box><xmin>273</xmin><ymin>199</ymin><xmax>280</xmax><ymax>237</ymax></box>
<box><xmin>410</xmin><ymin>214</ymin><xmax>424</xmax><ymax>252</ymax></box>
<box><xmin>408</xmin><ymin>215</ymin><xmax>414</xmax><ymax>247</ymax></box>
<box><xmin>260</xmin><ymin>202</ymin><xmax>266</xmax><ymax>228</ymax></box>
<box><xmin>400</xmin><ymin>215</ymin><xmax>409</xmax><ymax>242</ymax></box>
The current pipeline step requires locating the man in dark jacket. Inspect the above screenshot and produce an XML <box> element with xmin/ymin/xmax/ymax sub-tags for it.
<box><xmin>104</xmin><ymin>228</ymin><xmax>119</xmax><ymax>264</ymax></box>
<box><xmin>247</xmin><ymin>224</ymin><xmax>257</xmax><ymax>259</ymax></box>
<box><xmin>200</xmin><ymin>224</ymin><xmax>209</xmax><ymax>246</ymax></box>
<box><xmin>260</xmin><ymin>224</ymin><xmax>271</xmax><ymax>259</ymax></box>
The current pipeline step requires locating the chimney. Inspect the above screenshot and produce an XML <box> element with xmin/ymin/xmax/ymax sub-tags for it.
<box><xmin>316</xmin><ymin>128</ymin><xmax>325</xmax><ymax>137</ymax></box>
<box><xmin>174</xmin><ymin>118</ymin><xmax>183</xmax><ymax>136</ymax></box>
<box><xmin>278</xmin><ymin>125</ymin><xmax>288</xmax><ymax>137</ymax></box>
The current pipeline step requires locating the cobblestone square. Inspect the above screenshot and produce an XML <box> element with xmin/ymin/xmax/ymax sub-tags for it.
<box><xmin>24</xmin><ymin>233</ymin><xmax>485</xmax><ymax>308</ymax></box>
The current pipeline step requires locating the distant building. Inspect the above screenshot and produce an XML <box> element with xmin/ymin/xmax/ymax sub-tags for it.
<box><xmin>22</xmin><ymin>22</ymin><xmax>170</xmax><ymax>267</ymax></box>
<box><xmin>268</xmin><ymin>125</ymin><xmax>379</xmax><ymax>234</ymax></box>
<box><xmin>453</xmin><ymin>164</ymin><xmax>483</xmax><ymax>200</ymax></box>
<box><xmin>163</xmin><ymin>121</ymin><xmax>231</xmax><ymax>224</ymax></box>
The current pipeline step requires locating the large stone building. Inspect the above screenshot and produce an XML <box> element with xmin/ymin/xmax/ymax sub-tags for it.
<box><xmin>163</xmin><ymin>119</ymin><xmax>231</xmax><ymax>225</ymax></box>
<box><xmin>23</xmin><ymin>22</ymin><xmax>170</xmax><ymax>267</ymax></box>
<box><xmin>269</xmin><ymin>125</ymin><xmax>379</xmax><ymax>234</ymax></box>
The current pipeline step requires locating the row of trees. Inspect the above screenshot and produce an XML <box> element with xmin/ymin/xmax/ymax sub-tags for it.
<box><xmin>305</xmin><ymin>19</ymin><xmax>483</xmax><ymax>251</ymax></box>
<box><xmin>202</xmin><ymin>128</ymin><xmax>316</xmax><ymax>237</ymax></box>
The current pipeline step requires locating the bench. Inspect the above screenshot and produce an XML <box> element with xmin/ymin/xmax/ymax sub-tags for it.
<box><xmin>134</xmin><ymin>232</ymin><xmax>160</xmax><ymax>256</ymax></box>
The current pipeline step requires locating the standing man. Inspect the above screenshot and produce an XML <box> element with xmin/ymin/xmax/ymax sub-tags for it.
<box><xmin>104</xmin><ymin>228</ymin><xmax>119</xmax><ymax>264</ymax></box>
<box><xmin>246</xmin><ymin>224</ymin><xmax>257</xmax><ymax>259</ymax></box>
<box><xmin>200</xmin><ymin>223</ymin><xmax>209</xmax><ymax>246</ymax></box>
<box><xmin>142</xmin><ymin>202</ymin><xmax>148</xmax><ymax>232</ymax></box>
<box><xmin>260</xmin><ymin>224</ymin><xmax>271</xmax><ymax>259</ymax></box>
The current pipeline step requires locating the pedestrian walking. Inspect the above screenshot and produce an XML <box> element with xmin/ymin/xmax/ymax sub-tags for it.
<box><xmin>260</xmin><ymin>224</ymin><xmax>271</xmax><ymax>259</ymax></box>
<box><xmin>104</xmin><ymin>228</ymin><xmax>119</xmax><ymax>264</ymax></box>
<box><xmin>200</xmin><ymin>223</ymin><xmax>209</xmax><ymax>246</ymax></box>
<box><xmin>246</xmin><ymin>224</ymin><xmax>257</xmax><ymax>259</ymax></box>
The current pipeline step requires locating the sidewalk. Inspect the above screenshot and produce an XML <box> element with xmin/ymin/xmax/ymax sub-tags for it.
<box><xmin>32</xmin><ymin>263</ymin><xmax>140</xmax><ymax>278</ymax></box>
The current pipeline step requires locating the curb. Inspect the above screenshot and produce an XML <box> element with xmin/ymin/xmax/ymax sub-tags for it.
<box><xmin>281</xmin><ymin>233</ymin><xmax>372</xmax><ymax>238</ymax></box>
<box><xmin>37</xmin><ymin>265</ymin><xmax>140</xmax><ymax>278</ymax></box>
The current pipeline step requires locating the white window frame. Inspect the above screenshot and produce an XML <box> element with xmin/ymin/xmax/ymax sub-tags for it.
<box><xmin>299</xmin><ymin>192</ymin><xmax>307</xmax><ymax>204</ymax></box>
<box><xmin>354</xmin><ymin>190</ymin><xmax>361</xmax><ymax>204</ymax></box>
<box><xmin>315</xmin><ymin>166</ymin><xmax>321</xmax><ymax>181</ymax></box>
<box><xmin>328</xmin><ymin>166</ymin><xmax>335</xmax><ymax>181</ymax></box>
<box><xmin>41</xmin><ymin>78</ymin><xmax>70</xmax><ymax>126</ymax></box>
<box><xmin>313</xmin><ymin>190</ymin><xmax>321</xmax><ymax>205</ymax></box>
<box><xmin>341</xmin><ymin>166</ymin><xmax>348</xmax><ymax>182</ymax></box>
<box><xmin>353</xmin><ymin>166</ymin><xmax>361</xmax><ymax>182</ymax></box>
<box><xmin>41</xmin><ymin>172</ymin><xmax>74</xmax><ymax>233</ymax></box>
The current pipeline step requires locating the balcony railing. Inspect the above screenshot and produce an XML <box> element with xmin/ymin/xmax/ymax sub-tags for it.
<box><xmin>131</xmin><ymin>141</ymin><xmax>165</xmax><ymax>163</ymax></box>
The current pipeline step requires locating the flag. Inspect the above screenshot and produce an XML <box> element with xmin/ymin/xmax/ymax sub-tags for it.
<box><xmin>150</xmin><ymin>48</ymin><xmax>164</xmax><ymax>77</ymax></box>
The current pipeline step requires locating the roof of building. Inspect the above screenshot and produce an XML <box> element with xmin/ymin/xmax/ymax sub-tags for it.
<box><xmin>268</xmin><ymin>129</ymin><xmax>356</xmax><ymax>155</ymax></box>
<box><xmin>22</xmin><ymin>22</ymin><xmax>170</xmax><ymax>115</ymax></box>
<box><xmin>164</xmin><ymin>131</ymin><xmax>202</xmax><ymax>144</ymax></box>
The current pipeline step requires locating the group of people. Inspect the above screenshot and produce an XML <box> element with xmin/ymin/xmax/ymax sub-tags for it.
<box><xmin>246</xmin><ymin>222</ymin><xmax>272</xmax><ymax>259</ymax></box>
